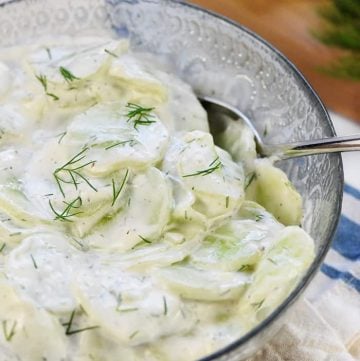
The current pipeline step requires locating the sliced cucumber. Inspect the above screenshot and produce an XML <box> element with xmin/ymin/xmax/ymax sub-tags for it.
<box><xmin>246</xmin><ymin>159</ymin><xmax>303</xmax><ymax>225</ymax></box>
<box><xmin>156</xmin><ymin>266</ymin><xmax>250</xmax><ymax>301</ymax></box>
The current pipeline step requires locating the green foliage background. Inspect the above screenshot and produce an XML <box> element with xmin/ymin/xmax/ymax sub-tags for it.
<box><xmin>314</xmin><ymin>0</ymin><xmax>360</xmax><ymax>80</ymax></box>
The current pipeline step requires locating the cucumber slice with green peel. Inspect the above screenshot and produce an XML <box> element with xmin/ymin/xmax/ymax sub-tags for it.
<box><xmin>156</xmin><ymin>266</ymin><xmax>250</xmax><ymax>301</ymax></box>
<box><xmin>245</xmin><ymin>159</ymin><xmax>303</xmax><ymax>226</ymax></box>
<box><xmin>215</xmin><ymin>118</ymin><xmax>257</xmax><ymax>171</ymax></box>
<box><xmin>238</xmin><ymin>226</ymin><xmax>315</xmax><ymax>328</ymax></box>
<box><xmin>85</xmin><ymin>167</ymin><xmax>172</xmax><ymax>251</ymax></box>
<box><xmin>73</xmin><ymin>264</ymin><xmax>195</xmax><ymax>346</ymax></box>
<box><xmin>163</xmin><ymin>131</ymin><xmax>245</xmax><ymax>221</ymax></box>
<box><xmin>65</xmin><ymin>102</ymin><xmax>169</xmax><ymax>176</ymax></box>
<box><xmin>191</xmin><ymin>201</ymin><xmax>284</xmax><ymax>272</ymax></box>
<box><xmin>0</xmin><ymin>279</ymin><xmax>67</xmax><ymax>360</ymax></box>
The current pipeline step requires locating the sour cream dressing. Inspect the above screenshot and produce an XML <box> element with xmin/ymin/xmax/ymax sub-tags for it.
<box><xmin>0</xmin><ymin>37</ymin><xmax>314</xmax><ymax>361</ymax></box>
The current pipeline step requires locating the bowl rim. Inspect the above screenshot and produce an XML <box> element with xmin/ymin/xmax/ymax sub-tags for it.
<box><xmin>0</xmin><ymin>0</ymin><xmax>344</xmax><ymax>359</ymax></box>
<box><xmin>172</xmin><ymin>1</ymin><xmax>344</xmax><ymax>360</ymax></box>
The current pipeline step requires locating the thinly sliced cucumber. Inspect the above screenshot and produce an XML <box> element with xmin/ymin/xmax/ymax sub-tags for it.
<box><xmin>156</xmin><ymin>266</ymin><xmax>250</xmax><ymax>301</ymax></box>
<box><xmin>246</xmin><ymin>159</ymin><xmax>303</xmax><ymax>225</ymax></box>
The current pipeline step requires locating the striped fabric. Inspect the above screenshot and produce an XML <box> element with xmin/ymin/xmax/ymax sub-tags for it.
<box><xmin>321</xmin><ymin>183</ymin><xmax>360</xmax><ymax>292</ymax></box>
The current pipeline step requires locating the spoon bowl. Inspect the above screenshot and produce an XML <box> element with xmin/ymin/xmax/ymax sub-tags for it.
<box><xmin>200</xmin><ymin>96</ymin><xmax>360</xmax><ymax>159</ymax></box>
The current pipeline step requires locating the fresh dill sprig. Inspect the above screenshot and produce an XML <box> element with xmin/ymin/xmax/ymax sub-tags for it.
<box><xmin>105</xmin><ymin>140</ymin><xmax>134</xmax><ymax>150</ymax></box>
<box><xmin>111</xmin><ymin>169</ymin><xmax>129</xmax><ymax>206</ymax></box>
<box><xmin>125</xmin><ymin>103</ymin><xmax>155</xmax><ymax>129</ymax></box>
<box><xmin>2</xmin><ymin>320</ymin><xmax>17</xmax><ymax>342</ymax></box>
<box><xmin>63</xmin><ymin>309</ymin><xmax>99</xmax><ymax>336</ymax></box>
<box><xmin>49</xmin><ymin>196</ymin><xmax>83</xmax><ymax>222</ymax></box>
<box><xmin>59</xmin><ymin>66</ymin><xmax>80</xmax><ymax>83</ymax></box>
<box><xmin>0</xmin><ymin>243</ymin><xmax>5</xmax><ymax>253</ymax></box>
<box><xmin>35</xmin><ymin>74</ymin><xmax>60</xmax><ymax>101</ymax></box>
<box><xmin>104</xmin><ymin>48</ymin><xmax>118</xmax><ymax>58</ymax></box>
<box><xmin>53</xmin><ymin>148</ymin><xmax>97</xmax><ymax>197</ymax></box>
<box><xmin>182</xmin><ymin>157</ymin><xmax>222</xmax><ymax>178</ymax></box>
<box><xmin>30</xmin><ymin>254</ymin><xmax>38</xmax><ymax>269</ymax></box>
<box><xmin>162</xmin><ymin>296</ymin><xmax>168</xmax><ymax>316</ymax></box>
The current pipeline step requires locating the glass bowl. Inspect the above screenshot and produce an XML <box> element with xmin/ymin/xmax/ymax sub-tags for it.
<box><xmin>0</xmin><ymin>0</ymin><xmax>343</xmax><ymax>360</ymax></box>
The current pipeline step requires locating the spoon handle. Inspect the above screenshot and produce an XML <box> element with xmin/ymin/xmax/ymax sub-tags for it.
<box><xmin>270</xmin><ymin>134</ymin><xmax>360</xmax><ymax>159</ymax></box>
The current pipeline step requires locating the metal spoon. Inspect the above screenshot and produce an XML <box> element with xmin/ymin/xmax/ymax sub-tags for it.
<box><xmin>200</xmin><ymin>96</ymin><xmax>360</xmax><ymax>160</ymax></box>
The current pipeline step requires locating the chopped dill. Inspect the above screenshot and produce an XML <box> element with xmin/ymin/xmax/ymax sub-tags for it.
<box><xmin>125</xmin><ymin>103</ymin><xmax>155</xmax><ymax>129</ymax></box>
<box><xmin>49</xmin><ymin>196</ymin><xmax>83</xmax><ymax>222</ymax></box>
<box><xmin>238</xmin><ymin>264</ymin><xmax>252</xmax><ymax>272</ymax></box>
<box><xmin>9</xmin><ymin>232</ymin><xmax>21</xmax><ymax>237</ymax></box>
<box><xmin>57</xmin><ymin>131</ymin><xmax>67</xmax><ymax>144</ymax></box>
<box><xmin>59</xmin><ymin>66</ymin><xmax>80</xmax><ymax>83</ymax></box>
<box><xmin>53</xmin><ymin>147</ymin><xmax>97</xmax><ymax>197</ymax></box>
<box><xmin>104</xmin><ymin>48</ymin><xmax>118</xmax><ymax>58</ymax></box>
<box><xmin>263</xmin><ymin>125</ymin><xmax>268</xmax><ymax>137</ymax></box>
<box><xmin>2</xmin><ymin>320</ymin><xmax>17</xmax><ymax>341</ymax></box>
<box><xmin>35</xmin><ymin>74</ymin><xmax>60</xmax><ymax>101</ymax></box>
<box><xmin>225</xmin><ymin>196</ymin><xmax>230</xmax><ymax>208</ymax></box>
<box><xmin>267</xmin><ymin>258</ymin><xmax>278</xmax><ymax>265</ymax></box>
<box><xmin>36</xmin><ymin>74</ymin><xmax>48</xmax><ymax>91</ymax></box>
<box><xmin>245</xmin><ymin>172</ymin><xmax>257</xmax><ymax>190</ymax></box>
<box><xmin>251</xmin><ymin>298</ymin><xmax>265</xmax><ymax>310</ymax></box>
<box><xmin>163</xmin><ymin>296</ymin><xmax>168</xmax><ymax>316</ymax></box>
<box><xmin>208</xmin><ymin>156</ymin><xmax>220</xmax><ymax>167</ymax></box>
<box><xmin>47</xmin><ymin>92</ymin><xmax>60</xmax><ymax>101</ymax></box>
<box><xmin>30</xmin><ymin>254</ymin><xmax>38</xmax><ymax>269</ymax></box>
<box><xmin>116</xmin><ymin>307</ymin><xmax>138</xmax><ymax>313</ymax></box>
<box><xmin>182</xmin><ymin>157</ymin><xmax>222</xmax><ymax>178</ymax></box>
<box><xmin>70</xmin><ymin>238</ymin><xmax>86</xmax><ymax>250</ymax></box>
<box><xmin>105</xmin><ymin>140</ymin><xmax>134</xmax><ymax>150</ymax></box>
<box><xmin>129</xmin><ymin>330</ymin><xmax>139</xmax><ymax>339</ymax></box>
<box><xmin>45</xmin><ymin>47</ymin><xmax>52</xmax><ymax>60</ymax></box>
<box><xmin>138</xmin><ymin>235</ymin><xmax>151</xmax><ymax>244</ymax></box>
<box><xmin>220</xmin><ymin>289</ymin><xmax>231</xmax><ymax>296</ymax></box>
<box><xmin>63</xmin><ymin>309</ymin><xmax>99</xmax><ymax>336</ymax></box>
<box><xmin>111</xmin><ymin>169</ymin><xmax>129</xmax><ymax>206</ymax></box>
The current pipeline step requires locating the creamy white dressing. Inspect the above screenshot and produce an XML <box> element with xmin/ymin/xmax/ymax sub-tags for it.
<box><xmin>0</xmin><ymin>36</ymin><xmax>315</xmax><ymax>361</ymax></box>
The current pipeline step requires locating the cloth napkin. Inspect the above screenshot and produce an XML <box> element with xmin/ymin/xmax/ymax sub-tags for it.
<box><xmin>248</xmin><ymin>112</ymin><xmax>360</xmax><ymax>361</ymax></box>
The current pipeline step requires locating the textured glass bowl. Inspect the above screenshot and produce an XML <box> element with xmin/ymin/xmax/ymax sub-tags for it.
<box><xmin>0</xmin><ymin>0</ymin><xmax>343</xmax><ymax>360</ymax></box>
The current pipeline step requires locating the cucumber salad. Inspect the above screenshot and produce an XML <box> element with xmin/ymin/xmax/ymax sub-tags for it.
<box><xmin>0</xmin><ymin>37</ymin><xmax>314</xmax><ymax>361</ymax></box>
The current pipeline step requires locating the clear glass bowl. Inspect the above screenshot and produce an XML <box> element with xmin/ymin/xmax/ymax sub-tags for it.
<box><xmin>0</xmin><ymin>0</ymin><xmax>343</xmax><ymax>360</ymax></box>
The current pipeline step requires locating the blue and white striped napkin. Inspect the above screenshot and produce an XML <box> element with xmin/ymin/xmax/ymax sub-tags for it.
<box><xmin>250</xmin><ymin>112</ymin><xmax>360</xmax><ymax>361</ymax></box>
<box><xmin>321</xmin><ymin>182</ymin><xmax>360</xmax><ymax>293</ymax></box>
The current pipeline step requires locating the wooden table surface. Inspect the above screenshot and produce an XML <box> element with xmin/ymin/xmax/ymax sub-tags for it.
<box><xmin>190</xmin><ymin>0</ymin><xmax>360</xmax><ymax>122</ymax></box>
